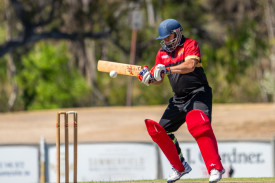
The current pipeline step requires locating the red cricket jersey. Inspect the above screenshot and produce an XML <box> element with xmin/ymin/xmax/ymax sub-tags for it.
<box><xmin>152</xmin><ymin>37</ymin><xmax>209</xmax><ymax>96</ymax></box>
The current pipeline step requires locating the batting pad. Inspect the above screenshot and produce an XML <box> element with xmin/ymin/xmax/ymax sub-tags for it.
<box><xmin>145</xmin><ymin>119</ymin><xmax>185</xmax><ymax>172</ymax></box>
<box><xmin>186</xmin><ymin>110</ymin><xmax>223</xmax><ymax>174</ymax></box>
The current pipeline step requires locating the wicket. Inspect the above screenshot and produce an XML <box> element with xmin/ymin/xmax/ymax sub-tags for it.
<box><xmin>56</xmin><ymin>111</ymin><xmax>78</xmax><ymax>183</ymax></box>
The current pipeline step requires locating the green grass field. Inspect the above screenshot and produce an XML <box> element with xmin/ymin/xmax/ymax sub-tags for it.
<box><xmin>84</xmin><ymin>177</ymin><xmax>275</xmax><ymax>183</ymax></box>
<box><xmin>83</xmin><ymin>177</ymin><xmax>275</xmax><ymax>183</ymax></box>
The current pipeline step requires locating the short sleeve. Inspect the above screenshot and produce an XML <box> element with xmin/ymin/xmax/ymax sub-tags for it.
<box><xmin>184</xmin><ymin>39</ymin><xmax>201</xmax><ymax>62</ymax></box>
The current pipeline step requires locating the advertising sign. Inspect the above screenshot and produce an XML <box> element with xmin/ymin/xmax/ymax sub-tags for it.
<box><xmin>160</xmin><ymin>141</ymin><xmax>273</xmax><ymax>179</ymax></box>
<box><xmin>48</xmin><ymin>143</ymin><xmax>158</xmax><ymax>182</ymax></box>
<box><xmin>0</xmin><ymin>146</ymin><xmax>39</xmax><ymax>183</ymax></box>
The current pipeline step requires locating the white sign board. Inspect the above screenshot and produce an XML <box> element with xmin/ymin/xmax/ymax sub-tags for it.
<box><xmin>219</xmin><ymin>142</ymin><xmax>273</xmax><ymax>177</ymax></box>
<box><xmin>0</xmin><ymin>146</ymin><xmax>39</xmax><ymax>183</ymax></box>
<box><xmin>48</xmin><ymin>143</ymin><xmax>158</xmax><ymax>182</ymax></box>
<box><xmin>131</xmin><ymin>10</ymin><xmax>143</xmax><ymax>30</ymax></box>
<box><xmin>160</xmin><ymin>141</ymin><xmax>273</xmax><ymax>179</ymax></box>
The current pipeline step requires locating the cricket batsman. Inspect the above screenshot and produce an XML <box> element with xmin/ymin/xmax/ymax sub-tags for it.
<box><xmin>138</xmin><ymin>19</ymin><xmax>225</xmax><ymax>183</ymax></box>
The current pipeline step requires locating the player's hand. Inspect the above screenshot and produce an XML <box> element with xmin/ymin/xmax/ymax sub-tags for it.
<box><xmin>154</xmin><ymin>64</ymin><xmax>171</xmax><ymax>81</ymax></box>
<box><xmin>138</xmin><ymin>65</ymin><xmax>154</xmax><ymax>86</ymax></box>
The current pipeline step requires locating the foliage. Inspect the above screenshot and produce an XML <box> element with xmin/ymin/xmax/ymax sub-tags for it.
<box><xmin>0</xmin><ymin>57</ymin><xmax>9</xmax><ymax>112</ymax></box>
<box><xmin>0</xmin><ymin>0</ymin><xmax>273</xmax><ymax>111</ymax></box>
<box><xmin>16</xmin><ymin>41</ymin><xmax>91</xmax><ymax>110</ymax></box>
<box><xmin>203</xmin><ymin>18</ymin><xmax>267</xmax><ymax>102</ymax></box>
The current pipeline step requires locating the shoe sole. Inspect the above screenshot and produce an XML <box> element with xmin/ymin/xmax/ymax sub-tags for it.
<box><xmin>167</xmin><ymin>167</ymin><xmax>192</xmax><ymax>183</ymax></box>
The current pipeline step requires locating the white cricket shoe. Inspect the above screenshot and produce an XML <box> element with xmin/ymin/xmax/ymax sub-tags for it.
<box><xmin>167</xmin><ymin>162</ymin><xmax>192</xmax><ymax>183</ymax></box>
<box><xmin>209</xmin><ymin>168</ymin><xmax>225</xmax><ymax>183</ymax></box>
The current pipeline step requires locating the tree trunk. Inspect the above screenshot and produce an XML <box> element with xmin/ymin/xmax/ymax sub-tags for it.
<box><xmin>264</xmin><ymin>0</ymin><xmax>275</xmax><ymax>102</ymax></box>
<box><xmin>69</xmin><ymin>39</ymin><xmax>108</xmax><ymax>106</ymax></box>
<box><xmin>85</xmin><ymin>40</ymin><xmax>108</xmax><ymax>105</ymax></box>
<box><xmin>5</xmin><ymin>0</ymin><xmax>18</xmax><ymax>111</ymax></box>
<box><xmin>146</xmin><ymin>0</ymin><xmax>155</xmax><ymax>27</ymax></box>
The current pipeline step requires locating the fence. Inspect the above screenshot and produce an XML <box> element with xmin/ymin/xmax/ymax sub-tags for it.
<box><xmin>0</xmin><ymin>139</ymin><xmax>274</xmax><ymax>183</ymax></box>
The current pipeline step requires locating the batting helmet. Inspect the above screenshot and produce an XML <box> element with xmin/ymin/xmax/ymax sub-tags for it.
<box><xmin>156</xmin><ymin>19</ymin><xmax>183</xmax><ymax>40</ymax></box>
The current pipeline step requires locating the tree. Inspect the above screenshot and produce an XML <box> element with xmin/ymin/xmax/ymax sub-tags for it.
<box><xmin>16</xmin><ymin>41</ymin><xmax>91</xmax><ymax>110</ymax></box>
<box><xmin>0</xmin><ymin>0</ymin><xmax>273</xmax><ymax>112</ymax></box>
<box><xmin>0</xmin><ymin>0</ymin><xmax>117</xmax><ymax>108</ymax></box>
<box><xmin>262</xmin><ymin>0</ymin><xmax>275</xmax><ymax>102</ymax></box>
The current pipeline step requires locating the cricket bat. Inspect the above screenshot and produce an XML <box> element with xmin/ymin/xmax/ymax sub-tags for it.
<box><xmin>97</xmin><ymin>60</ymin><xmax>203</xmax><ymax>77</ymax></box>
<box><xmin>97</xmin><ymin>60</ymin><xmax>142</xmax><ymax>76</ymax></box>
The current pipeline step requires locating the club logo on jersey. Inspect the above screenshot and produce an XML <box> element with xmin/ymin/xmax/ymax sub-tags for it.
<box><xmin>161</xmin><ymin>55</ymin><xmax>169</xmax><ymax>59</ymax></box>
<box><xmin>178</xmin><ymin>48</ymin><xmax>184</xmax><ymax>56</ymax></box>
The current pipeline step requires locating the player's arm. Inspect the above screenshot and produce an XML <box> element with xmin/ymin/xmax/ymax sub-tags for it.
<box><xmin>151</xmin><ymin>78</ymin><xmax>163</xmax><ymax>85</ymax></box>
<box><xmin>154</xmin><ymin>39</ymin><xmax>201</xmax><ymax>78</ymax></box>
<box><xmin>169</xmin><ymin>58</ymin><xmax>199</xmax><ymax>74</ymax></box>
<box><xmin>170</xmin><ymin>39</ymin><xmax>201</xmax><ymax>74</ymax></box>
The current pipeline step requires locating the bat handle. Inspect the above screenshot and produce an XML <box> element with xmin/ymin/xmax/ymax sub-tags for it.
<box><xmin>150</xmin><ymin>76</ymin><xmax>156</xmax><ymax>83</ymax></box>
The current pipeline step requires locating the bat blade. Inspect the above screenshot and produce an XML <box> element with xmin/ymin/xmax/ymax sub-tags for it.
<box><xmin>97</xmin><ymin>60</ymin><xmax>142</xmax><ymax>76</ymax></box>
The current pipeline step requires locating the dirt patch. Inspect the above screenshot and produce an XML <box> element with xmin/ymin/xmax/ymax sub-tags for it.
<box><xmin>0</xmin><ymin>103</ymin><xmax>275</xmax><ymax>144</ymax></box>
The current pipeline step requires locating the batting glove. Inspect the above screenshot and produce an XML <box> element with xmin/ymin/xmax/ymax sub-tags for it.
<box><xmin>154</xmin><ymin>64</ymin><xmax>171</xmax><ymax>81</ymax></box>
<box><xmin>138</xmin><ymin>65</ymin><xmax>154</xmax><ymax>86</ymax></box>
